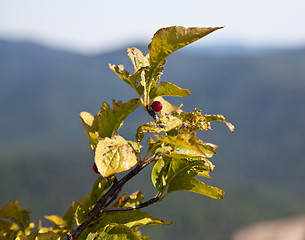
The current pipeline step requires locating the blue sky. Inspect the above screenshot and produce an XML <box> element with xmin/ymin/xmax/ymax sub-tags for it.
<box><xmin>0</xmin><ymin>0</ymin><xmax>304</xmax><ymax>54</ymax></box>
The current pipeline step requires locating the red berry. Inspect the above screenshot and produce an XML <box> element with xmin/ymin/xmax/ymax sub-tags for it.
<box><xmin>93</xmin><ymin>162</ymin><xmax>99</xmax><ymax>174</ymax></box>
<box><xmin>151</xmin><ymin>101</ymin><xmax>163</xmax><ymax>112</ymax></box>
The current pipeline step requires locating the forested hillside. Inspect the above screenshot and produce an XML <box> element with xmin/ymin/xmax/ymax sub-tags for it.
<box><xmin>1</xmin><ymin>39</ymin><xmax>304</xmax><ymax>239</ymax></box>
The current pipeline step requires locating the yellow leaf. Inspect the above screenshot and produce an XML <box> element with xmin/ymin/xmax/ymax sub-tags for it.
<box><xmin>95</xmin><ymin>135</ymin><xmax>138</xmax><ymax>177</ymax></box>
<box><xmin>35</xmin><ymin>232</ymin><xmax>62</xmax><ymax>240</ymax></box>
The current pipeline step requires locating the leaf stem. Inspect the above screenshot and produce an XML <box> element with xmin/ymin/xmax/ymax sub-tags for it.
<box><xmin>146</xmin><ymin>107</ymin><xmax>159</xmax><ymax>120</ymax></box>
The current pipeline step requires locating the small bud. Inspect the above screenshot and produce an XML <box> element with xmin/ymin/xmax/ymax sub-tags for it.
<box><xmin>93</xmin><ymin>162</ymin><xmax>99</xmax><ymax>174</ymax></box>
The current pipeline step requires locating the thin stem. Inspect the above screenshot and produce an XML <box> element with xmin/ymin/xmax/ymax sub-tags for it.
<box><xmin>146</xmin><ymin>106</ymin><xmax>159</xmax><ymax>120</ymax></box>
<box><xmin>142</xmin><ymin>150</ymin><xmax>152</xmax><ymax>165</ymax></box>
<box><xmin>103</xmin><ymin>192</ymin><xmax>161</xmax><ymax>212</ymax></box>
<box><xmin>104</xmin><ymin>178</ymin><xmax>121</xmax><ymax>207</ymax></box>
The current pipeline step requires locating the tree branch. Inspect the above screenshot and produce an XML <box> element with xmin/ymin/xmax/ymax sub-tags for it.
<box><xmin>68</xmin><ymin>157</ymin><xmax>156</xmax><ymax>240</ymax></box>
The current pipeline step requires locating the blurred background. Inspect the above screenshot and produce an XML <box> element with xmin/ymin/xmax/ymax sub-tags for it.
<box><xmin>1</xmin><ymin>0</ymin><xmax>305</xmax><ymax>239</ymax></box>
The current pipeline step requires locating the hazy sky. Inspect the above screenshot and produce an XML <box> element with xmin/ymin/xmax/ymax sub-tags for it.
<box><xmin>0</xmin><ymin>0</ymin><xmax>304</xmax><ymax>53</ymax></box>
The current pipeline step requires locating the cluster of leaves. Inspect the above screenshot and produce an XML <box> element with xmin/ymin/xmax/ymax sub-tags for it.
<box><xmin>0</xmin><ymin>200</ymin><xmax>73</xmax><ymax>240</ymax></box>
<box><xmin>0</xmin><ymin>26</ymin><xmax>234</xmax><ymax>240</ymax></box>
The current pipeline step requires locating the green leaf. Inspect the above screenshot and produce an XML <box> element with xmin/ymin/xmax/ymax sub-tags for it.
<box><xmin>170</xmin><ymin>139</ymin><xmax>217</xmax><ymax>160</ymax></box>
<box><xmin>80</xmin><ymin>99</ymin><xmax>141</xmax><ymax>151</ymax></box>
<box><xmin>87</xmin><ymin>224</ymin><xmax>142</xmax><ymax>240</ymax></box>
<box><xmin>205</xmin><ymin>114</ymin><xmax>235</xmax><ymax>132</ymax></box>
<box><xmin>109</xmin><ymin>64</ymin><xmax>144</xmax><ymax>98</ymax></box>
<box><xmin>44</xmin><ymin>215</ymin><xmax>65</xmax><ymax>227</ymax></box>
<box><xmin>0</xmin><ymin>200</ymin><xmax>33</xmax><ymax>234</ymax></box>
<box><xmin>136</xmin><ymin>116</ymin><xmax>182</xmax><ymax>143</ymax></box>
<box><xmin>148</xmin><ymin>142</ymin><xmax>172</xmax><ymax>158</ymax></box>
<box><xmin>0</xmin><ymin>219</ymin><xmax>19</xmax><ymax>240</ymax></box>
<box><xmin>113</xmin><ymin>191</ymin><xmax>144</xmax><ymax>208</ymax></box>
<box><xmin>157</xmin><ymin>132</ymin><xmax>210</xmax><ymax>158</ymax></box>
<box><xmin>151</xmin><ymin>157</ymin><xmax>170</xmax><ymax>192</ymax></box>
<box><xmin>34</xmin><ymin>232</ymin><xmax>62</xmax><ymax>240</ymax></box>
<box><xmin>0</xmin><ymin>219</ymin><xmax>15</xmax><ymax>231</ymax></box>
<box><xmin>44</xmin><ymin>201</ymin><xmax>79</xmax><ymax>233</ymax></box>
<box><xmin>113</xmin><ymin>47</ymin><xmax>165</xmax><ymax>107</ymax></box>
<box><xmin>165</xmin><ymin>159</ymin><xmax>224</xmax><ymax>199</ymax></box>
<box><xmin>95</xmin><ymin>135</ymin><xmax>138</xmax><ymax>177</ymax></box>
<box><xmin>152</xmin><ymin>156</ymin><xmax>222</xmax><ymax>199</ymax></box>
<box><xmin>141</xmin><ymin>63</ymin><xmax>165</xmax><ymax>105</ymax></box>
<box><xmin>16</xmin><ymin>235</ymin><xmax>31</xmax><ymax>240</ymax></box>
<box><xmin>109</xmin><ymin>64</ymin><xmax>131</xmax><ymax>87</ymax></box>
<box><xmin>127</xmin><ymin>141</ymin><xmax>142</xmax><ymax>159</ymax></box>
<box><xmin>93</xmin><ymin>210</ymin><xmax>170</xmax><ymax>231</ymax></box>
<box><xmin>0</xmin><ymin>200</ymin><xmax>21</xmax><ymax>220</ymax></box>
<box><xmin>75</xmin><ymin>194</ymin><xmax>94</xmax><ymax>226</ymax></box>
<box><xmin>176</xmin><ymin>108</ymin><xmax>210</xmax><ymax>132</ymax></box>
<box><xmin>79</xmin><ymin>111</ymin><xmax>98</xmax><ymax>138</ymax></box>
<box><xmin>129</xmin><ymin>70</ymin><xmax>145</xmax><ymax>97</ymax></box>
<box><xmin>167</xmin><ymin>173</ymin><xmax>224</xmax><ymax>199</ymax></box>
<box><xmin>79</xmin><ymin>112</ymin><xmax>100</xmax><ymax>151</ymax></box>
<box><xmin>96</xmin><ymin>99</ymin><xmax>141</xmax><ymax>138</ymax></box>
<box><xmin>150</xmin><ymin>82</ymin><xmax>190</xmax><ymax>99</ymax></box>
<box><xmin>148</xmin><ymin>26</ymin><xmax>223</xmax><ymax>69</ymax></box>
<box><xmin>62</xmin><ymin>201</ymin><xmax>79</xmax><ymax>232</ymax></box>
<box><xmin>127</xmin><ymin>47</ymin><xmax>150</xmax><ymax>72</ymax></box>
<box><xmin>197</xmin><ymin>141</ymin><xmax>219</xmax><ymax>158</ymax></box>
<box><xmin>91</xmin><ymin>176</ymin><xmax>115</xmax><ymax>203</ymax></box>
<box><xmin>81</xmin><ymin>209</ymin><xmax>170</xmax><ymax>239</ymax></box>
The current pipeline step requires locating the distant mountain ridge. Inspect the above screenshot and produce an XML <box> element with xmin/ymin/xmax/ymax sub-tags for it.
<box><xmin>1</xmin><ymin>39</ymin><xmax>305</xmax><ymax>240</ymax></box>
